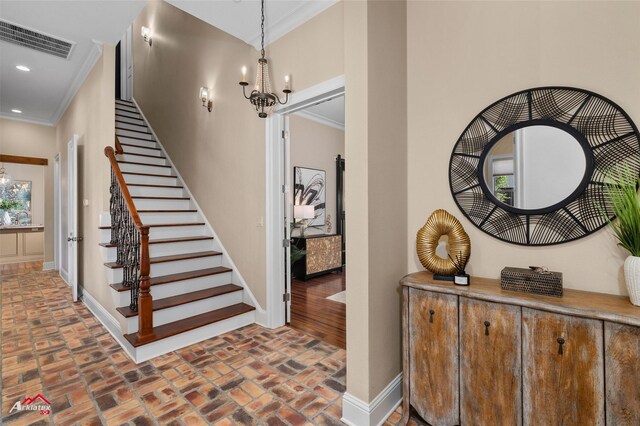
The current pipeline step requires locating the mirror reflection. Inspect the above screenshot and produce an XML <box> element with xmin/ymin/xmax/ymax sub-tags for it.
<box><xmin>483</xmin><ymin>125</ymin><xmax>586</xmax><ymax>210</ymax></box>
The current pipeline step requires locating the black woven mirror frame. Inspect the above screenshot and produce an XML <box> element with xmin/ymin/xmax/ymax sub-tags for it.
<box><xmin>449</xmin><ymin>86</ymin><xmax>640</xmax><ymax>246</ymax></box>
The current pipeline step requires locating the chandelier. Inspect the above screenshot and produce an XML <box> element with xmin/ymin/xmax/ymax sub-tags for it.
<box><xmin>239</xmin><ymin>0</ymin><xmax>291</xmax><ymax>118</ymax></box>
<box><xmin>0</xmin><ymin>164</ymin><xmax>13</xmax><ymax>187</ymax></box>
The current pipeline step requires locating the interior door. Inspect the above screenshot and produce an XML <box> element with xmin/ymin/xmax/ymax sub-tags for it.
<box><xmin>67</xmin><ymin>136</ymin><xmax>79</xmax><ymax>302</ymax></box>
<box><xmin>283</xmin><ymin>116</ymin><xmax>292</xmax><ymax>322</ymax></box>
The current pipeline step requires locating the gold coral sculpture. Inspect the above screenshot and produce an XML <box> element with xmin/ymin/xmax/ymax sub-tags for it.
<box><xmin>417</xmin><ymin>209</ymin><xmax>471</xmax><ymax>276</ymax></box>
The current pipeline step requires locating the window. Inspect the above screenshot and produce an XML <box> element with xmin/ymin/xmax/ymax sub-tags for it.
<box><xmin>0</xmin><ymin>180</ymin><xmax>32</xmax><ymax>225</ymax></box>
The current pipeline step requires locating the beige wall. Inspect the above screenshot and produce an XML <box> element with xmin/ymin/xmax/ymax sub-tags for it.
<box><xmin>407</xmin><ymin>1</ymin><xmax>640</xmax><ymax>296</ymax></box>
<box><xmin>56</xmin><ymin>46</ymin><xmax>115</xmax><ymax>310</ymax></box>
<box><xmin>289</xmin><ymin>115</ymin><xmax>344</xmax><ymax>236</ymax></box>
<box><xmin>344</xmin><ymin>0</ymin><xmax>408</xmax><ymax>401</ymax></box>
<box><xmin>0</xmin><ymin>119</ymin><xmax>57</xmax><ymax>262</ymax></box>
<box><xmin>132</xmin><ymin>0</ymin><xmax>267</xmax><ymax>306</ymax></box>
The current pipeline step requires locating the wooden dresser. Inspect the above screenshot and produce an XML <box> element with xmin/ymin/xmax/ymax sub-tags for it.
<box><xmin>292</xmin><ymin>234</ymin><xmax>342</xmax><ymax>281</ymax></box>
<box><xmin>401</xmin><ymin>272</ymin><xmax>640</xmax><ymax>426</ymax></box>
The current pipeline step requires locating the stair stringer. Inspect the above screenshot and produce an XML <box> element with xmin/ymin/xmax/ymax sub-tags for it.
<box><xmin>130</xmin><ymin>97</ymin><xmax>268</xmax><ymax>326</ymax></box>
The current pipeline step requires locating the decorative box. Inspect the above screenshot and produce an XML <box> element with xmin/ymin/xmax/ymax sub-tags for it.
<box><xmin>500</xmin><ymin>267</ymin><xmax>563</xmax><ymax>297</ymax></box>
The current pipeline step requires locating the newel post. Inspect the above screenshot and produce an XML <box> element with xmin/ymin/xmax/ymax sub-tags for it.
<box><xmin>138</xmin><ymin>225</ymin><xmax>154</xmax><ymax>340</ymax></box>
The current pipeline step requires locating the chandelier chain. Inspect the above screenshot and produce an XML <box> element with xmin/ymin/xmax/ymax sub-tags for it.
<box><xmin>260</xmin><ymin>0</ymin><xmax>265</xmax><ymax>58</ymax></box>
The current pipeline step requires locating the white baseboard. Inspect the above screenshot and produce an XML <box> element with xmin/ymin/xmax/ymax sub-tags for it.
<box><xmin>43</xmin><ymin>261</ymin><xmax>56</xmax><ymax>270</ymax></box>
<box><xmin>342</xmin><ymin>373</ymin><xmax>402</xmax><ymax>426</ymax></box>
<box><xmin>60</xmin><ymin>268</ymin><xmax>69</xmax><ymax>285</ymax></box>
<box><xmin>81</xmin><ymin>290</ymin><xmax>136</xmax><ymax>362</ymax></box>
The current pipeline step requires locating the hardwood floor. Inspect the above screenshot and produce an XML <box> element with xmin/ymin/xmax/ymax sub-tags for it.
<box><xmin>290</xmin><ymin>271</ymin><xmax>346</xmax><ymax>348</ymax></box>
<box><xmin>0</xmin><ymin>261</ymin><xmax>43</xmax><ymax>276</ymax></box>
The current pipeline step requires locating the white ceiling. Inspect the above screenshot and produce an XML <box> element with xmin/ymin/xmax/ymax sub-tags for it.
<box><xmin>0</xmin><ymin>1</ymin><xmax>146</xmax><ymax>126</ymax></box>
<box><xmin>295</xmin><ymin>95</ymin><xmax>344</xmax><ymax>130</ymax></box>
<box><xmin>166</xmin><ymin>0</ymin><xmax>337</xmax><ymax>49</ymax></box>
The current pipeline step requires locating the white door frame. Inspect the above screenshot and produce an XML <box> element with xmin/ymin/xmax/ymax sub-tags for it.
<box><xmin>54</xmin><ymin>153</ymin><xmax>62</xmax><ymax>272</ymax></box>
<box><xmin>264</xmin><ymin>75</ymin><xmax>345</xmax><ymax>328</ymax></box>
<box><xmin>67</xmin><ymin>136</ymin><xmax>79</xmax><ymax>301</ymax></box>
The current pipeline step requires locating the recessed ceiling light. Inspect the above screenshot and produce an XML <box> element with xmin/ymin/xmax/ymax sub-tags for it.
<box><xmin>11</xmin><ymin>109</ymin><xmax>22</xmax><ymax>114</ymax></box>
<box><xmin>16</xmin><ymin>65</ymin><xmax>30</xmax><ymax>72</ymax></box>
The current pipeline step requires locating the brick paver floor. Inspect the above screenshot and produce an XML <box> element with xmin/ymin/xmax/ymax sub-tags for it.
<box><xmin>1</xmin><ymin>270</ymin><xmax>418</xmax><ymax>425</ymax></box>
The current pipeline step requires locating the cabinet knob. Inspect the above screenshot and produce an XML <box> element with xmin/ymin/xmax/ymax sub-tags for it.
<box><xmin>557</xmin><ymin>337</ymin><xmax>565</xmax><ymax>355</ymax></box>
<box><xmin>429</xmin><ymin>309</ymin><xmax>435</xmax><ymax>323</ymax></box>
<box><xmin>484</xmin><ymin>321</ymin><xmax>491</xmax><ymax>336</ymax></box>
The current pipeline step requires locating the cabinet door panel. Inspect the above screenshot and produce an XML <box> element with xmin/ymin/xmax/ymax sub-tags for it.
<box><xmin>0</xmin><ymin>233</ymin><xmax>19</xmax><ymax>257</ymax></box>
<box><xmin>605</xmin><ymin>321</ymin><xmax>640</xmax><ymax>425</ymax></box>
<box><xmin>522</xmin><ymin>308</ymin><xmax>604</xmax><ymax>426</ymax></box>
<box><xmin>409</xmin><ymin>288</ymin><xmax>458</xmax><ymax>425</ymax></box>
<box><xmin>460</xmin><ymin>298</ymin><xmax>521</xmax><ymax>426</ymax></box>
<box><xmin>23</xmin><ymin>232</ymin><xmax>44</xmax><ymax>256</ymax></box>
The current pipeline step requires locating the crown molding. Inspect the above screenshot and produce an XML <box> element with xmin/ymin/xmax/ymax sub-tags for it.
<box><xmin>0</xmin><ymin>114</ymin><xmax>54</xmax><ymax>127</ymax></box>
<box><xmin>50</xmin><ymin>41</ymin><xmax>103</xmax><ymax>126</ymax></box>
<box><xmin>294</xmin><ymin>109</ymin><xmax>344</xmax><ymax>131</ymax></box>
<box><xmin>247</xmin><ymin>0</ymin><xmax>337</xmax><ymax>49</ymax></box>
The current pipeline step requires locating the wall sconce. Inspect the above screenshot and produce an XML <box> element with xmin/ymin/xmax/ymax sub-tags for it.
<box><xmin>199</xmin><ymin>87</ymin><xmax>213</xmax><ymax>112</ymax></box>
<box><xmin>141</xmin><ymin>26</ymin><xmax>152</xmax><ymax>46</ymax></box>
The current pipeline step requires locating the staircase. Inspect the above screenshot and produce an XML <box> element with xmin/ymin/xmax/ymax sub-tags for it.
<box><xmin>99</xmin><ymin>99</ymin><xmax>256</xmax><ymax>362</ymax></box>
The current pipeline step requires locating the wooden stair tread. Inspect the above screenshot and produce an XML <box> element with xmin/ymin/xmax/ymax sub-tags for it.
<box><xmin>100</xmin><ymin>235</ymin><xmax>212</xmax><ymax>248</ymax></box>
<box><xmin>120</xmin><ymin>143</ymin><xmax>160</xmax><ymax>151</ymax></box>
<box><xmin>124</xmin><ymin>303</ymin><xmax>255</xmax><ymax>347</ymax></box>
<box><xmin>109</xmin><ymin>266</ymin><xmax>232</xmax><ymax>291</ymax></box>
<box><xmin>115</xmin><ymin>108</ymin><xmax>139</xmax><ymax>114</ymax></box>
<box><xmin>127</xmin><ymin>183</ymin><xmax>183</xmax><ymax>189</ymax></box>
<box><xmin>137</xmin><ymin>209</ymin><xmax>197</xmax><ymax>213</ymax></box>
<box><xmin>116</xmin><ymin>284</ymin><xmax>243</xmax><ymax>318</ymax></box>
<box><xmin>122</xmin><ymin>171</ymin><xmax>177</xmax><ymax>178</ymax></box>
<box><xmin>116</xmin><ymin>127</ymin><xmax>152</xmax><ymax>135</ymax></box>
<box><xmin>120</xmin><ymin>152</ymin><xmax>166</xmax><ymax>160</ymax></box>
<box><xmin>131</xmin><ymin>195</ymin><xmax>189</xmax><ymax>200</ymax></box>
<box><xmin>117</xmin><ymin>160</ymin><xmax>171</xmax><ymax>168</ymax></box>
<box><xmin>116</xmin><ymin>119</ymin><xmax>145</xmax><ymax>126</ymax></box>
<box><xmin>99</xmin><ymin>222</ymin><xmax>203</xmax><ymax>230</ymax></box>
<box><xmin>115</xmin><ymin>134</ymin><xmax>155</xmax><ymax>142</ymax></box>
<box><xmin>104</xmin><ymin>250</ymin><xmax>221</xmax><ymax>269</ymax></box>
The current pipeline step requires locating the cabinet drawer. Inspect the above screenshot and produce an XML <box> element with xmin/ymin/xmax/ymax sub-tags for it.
<box><xmin>605</xmin><ymin>321</ymin><xmax>640</xmax><ymax>425</ymax></box>
<box><xmin>460</xmin><ymin>298</ymin><xmax>521</xmax><ymax>426</ymax></box>
<box><xmin>522</xmin><ymin>308</ymin><xmax>604</xmax><ymax>426</ymax></box>
<box><xmin>408</xmin><ymin>288</ymin><xmax>458</xmax><ymax>425</ymax></box>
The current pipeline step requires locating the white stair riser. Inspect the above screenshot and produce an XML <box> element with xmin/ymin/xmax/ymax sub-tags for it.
<box><xmin>112</xmin><ymin>272</ymin><xmax>233</xmax><ymax>306</ymax></box>
<box><xmin>124</xmin><ymin>291</ymin><xmax>243</xmax><ymax>333</ymax></box>
<box><xmin>124</xmin><ymin>174</ymin><xmax>177</xmax><ymax>186</ymax></box>
<box><xmin>138</xmin><ymin>212</ymin><xmax>200</xmax><ymax>224</ymax></box>
<box><xmin>115</xmin><ymin>110</ymin><xmax>142</xmax><ymax>120</ymax></box>
<box><xmin>116</xmin><ymin>116</ymin><xmax>145</xmax><ymax>126</ymax></box>
<box><xmin>100</xmin><ymin>225</ymin><xmax>205</xmax><ymax>245</ymax></box>
<box><xmin>132</xmin><ymin>311</ymin><xmax>255</xmax><ymax>363</ymax></box>
<box><xmin>119</xmin><ymin>154</ymin><xmax>167</xmax><ymax>166</ymax></box>
<box><xmin>132</xmin><ymin>198</ymin><xmax>192</xmax><ymax>210</ymax></box>
<box><xmin>116</xmin><ymin>129</ymin><xmax>154</xmax><ymax>141</ymax></box>
<box><xmin>106</xmin><ymin>255</ymin><xmax>222</xmax><ymax>282</ymax></box>
<box><xmin>117</xmin><ymin>137</ymin><xmax>157</xmax><ymax>149</ymax></box>
<box><xmin>121</xmin><ymin>145</ymin><xmax>163</xmax><ymax>157</ymax></box>
<box><xmin>119</xmin><ymin>163</ymin><xmax>173</xmax><ymax>175</ymax></box>
<box><xmin>128</xmin><ymin>186</ymin><xmax>185</xmax><ymax>198</ymax></box>
<box><xmin>102</xmin><ymin>238</ymin><xmax>213</xmax><ymax>262</ymax></box>
<box><xmin>117</xmin><ymin>122</ymin><xmax>150</xmax><ymax>133</ymax></box>
<box><xmin>115</xmin><ymin>104</ymin><xmax>138</xmax><ymax>113</ymax></box>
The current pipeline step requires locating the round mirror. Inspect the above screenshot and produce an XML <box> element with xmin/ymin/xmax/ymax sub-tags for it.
<box><xmin>449</xmin><ymin>86</ymin><xmax>640</xmax><ymax>246</ymax></box>
<box><xmin>480</xmin><ymin>125</ymin><xmax>589</xmax><ymax>213</ymax></box>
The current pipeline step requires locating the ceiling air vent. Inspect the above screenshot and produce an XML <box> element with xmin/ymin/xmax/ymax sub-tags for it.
<box><xmin>0</xmin><ymin>19</ymin><xmax>74</xmax><ymax>59</ymax></box>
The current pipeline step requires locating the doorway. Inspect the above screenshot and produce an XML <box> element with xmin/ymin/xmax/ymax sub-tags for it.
<box><xmin>116</xmin><ymin>25</ymin><xmax>133</xmax><ymax>100</ymax></box>
<box><xmin>54</xmin><ymin>153</ymin><xmax>62</xmax><ymax>272</ymax></box>
<box><xmin>67</xmin><ymin>136</ymin><xmax>79</xmax><ymax>302</ymax></box>
<box><xmin>265</xmin><ymin>76</ymin><xmax>346</xmax><ymax>347</ymax></box>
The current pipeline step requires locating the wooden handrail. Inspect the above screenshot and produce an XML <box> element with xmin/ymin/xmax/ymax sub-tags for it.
<box><xmin>104</xmin><ymin>145</ymin><xmax>154</xmax><ymax>341</ymax></box>
<box><xmin>115</xmin><ymin>136</ymin><xmax>124</xmax><ymax>155</ymax></box>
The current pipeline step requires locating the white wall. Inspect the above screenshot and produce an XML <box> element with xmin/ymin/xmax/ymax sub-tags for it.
<box><xmin>1</xmin><ymin>163</ymin><xmax>45</xmax><ymax>226</ymax></box>
<box><xmin>517</xmin><ymin>126</ymin><xmax>585</xmax><ymax>210</ymax></box>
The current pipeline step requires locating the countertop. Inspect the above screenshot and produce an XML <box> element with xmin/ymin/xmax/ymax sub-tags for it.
<box><xmin>0</xmin><ymin>225</ymin><xmax>44</xmax><ymax>234</ymax></box>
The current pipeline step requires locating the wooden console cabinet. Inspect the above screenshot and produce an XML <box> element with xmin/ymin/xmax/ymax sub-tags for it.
<box><xmin>401</xmin><ymin>272</ymin><xmax>640</xmax><ymax>426</ymax></box>
<box><xmin>292</xmin><ymin>234</ymin><xmax>342</xmax><ymax>281</ymax></box>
